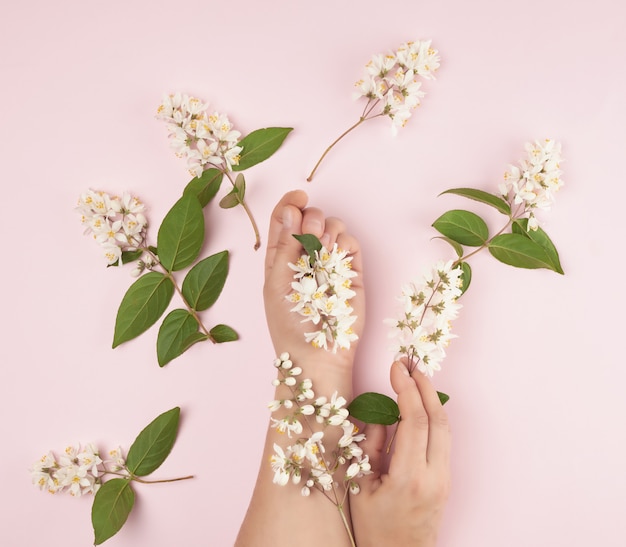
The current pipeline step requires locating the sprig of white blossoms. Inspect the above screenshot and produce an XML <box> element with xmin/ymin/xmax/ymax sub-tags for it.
<box><xmin>287</xmin><ymin>244</ymin><xmax>358</xmax><ymax>353</ymax></box>
<box><xmin>499</xmin><ymin>139</ymin><xmax>564</xmax><ymax>230</ymax></box>
<box><xmin>387</xmin><ymin>261</ymin><xmax>463</xmax><ymax>377</ymax></box>
<box><xmin>156</xmin><ymin>92</ymin><xmax>242</xmax><ymax>177</ymax></box>
<box><xmin>268</xmin><ymin>353</ymin><xmax>371</xmax><ymax>497</ymax></box>
<box><xmin>354</xmin><ymin>39</ymin><xmax>440</xmax><ymax>135</ymax></box>
<box><xmin>30</xmin><ymin>444</ymin><xmax>126</xmax><ymax>497</ymax></box>
<box><xmin>76</xmin><ymin>189</ymin><xmax>149</xmax><ymax>268</ymax></box>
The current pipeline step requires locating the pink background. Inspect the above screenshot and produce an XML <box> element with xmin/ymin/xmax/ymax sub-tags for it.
<box><xmin>2</xmin><ymin>0</ymin><xmax>625</xmax><ymax>545</ymax></box>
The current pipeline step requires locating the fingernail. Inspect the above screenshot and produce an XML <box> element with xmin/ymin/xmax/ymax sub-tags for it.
<box><xmin>320</xmin><ymin>233</ymin><xmax>330</xmax><ymax>247</ymax></box>
<box><xmin>395</xmin><ymin>361</ymin><xmax>410</xmax><ymax>376</ymax></box>
<box><xmin>282</xmin><ymin>207</ymin><xmax>293</xmax><ymax>230</ymax></box>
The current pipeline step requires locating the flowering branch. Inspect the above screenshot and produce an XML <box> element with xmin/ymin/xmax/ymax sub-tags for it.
<box><xmin>307</xmin><ymin>39</ymin><xmax>440</xmax><ymax>181</ymax></box>
<box><xmin>157</xmin><ymin>93</ymin><xmax>292</xmax><ymax>250</ymax></box>
<box><xmin>77</xmin><ymin>189</ymin><xmax>238</xmax><ymax>366</ymax></box>
<box><xmin>349</xmin><ymin>140</ymin><xmax>565</xmax><ymax>436</ymax></box>
<box><xmin>268</xmin><ymin>353</ymin><xmax>371</xmax><ymax>547</ymax></box>
<box><xmin>30</xmin><ymin>407</ymin><xmax>192</xmax><ymax>545</ymax></box>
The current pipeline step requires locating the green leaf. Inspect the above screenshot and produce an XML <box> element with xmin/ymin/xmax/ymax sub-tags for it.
<box><xmin>432</xmin><ymin>210</ymin><xmax>489</xmax><ymax>247</ymax></box>
<box><xmin>92</xmin><ymin>478</ymin><xmax>135</xmax><ymax>545</ymax></box>
<box><xmin>209</xmin><ymin>324</ymin><xmax>239</xmax><ymax>343</ymax></box>
<box><xmin>126</xmin><ymin>407</ymin><xmax>180</xmax><ymax>477</ymax></box>
<box><xmin>218</xmin><ymin>174</ymin><xmax>246</xmax><ymax>209</ymax></box>
<box><xmin>488</xmin><ymin>233</ymin><xmax>563</xmax><ymax>273</ymax></box>
<box><xmin>433</xmin><ymin>236</ymin><xmax>463</xmax><ymax>258</ymax></box>
<box><xmin>181</xmin><ymin>332</ymin><xmax>209</xmax><ymax>352</ymax></box>
<box><xmin>440</xmin><ymin>187</ymin><xmax>511</xmax><ymax>215</ymax></box>
<box><xmin>113</xmin><ymin>272</ymin><xmax>175</xmax><ymax>348</ymax></box>
<box><xmin>157</xmin><ymin>194</ymin><xmax>205</xmax><ymax>271</ymax></box>
<box><xmin>232</xmin><ymin>127</ymin><xmax>293</xmax><ymax>171</ymax></box>
<box><xmin>181</xmin><ymin>250</ymin><xmax>229</xmax><ymax>311</ymax></box>
<box><xmin>437</xmin><ymin>391</ymin><xmax>450</xmax><ymax>405</ymax></box>
<box><xmin>157</xmin><ymin>309</ymin><xmax>200</xmax><ymax>367</ymax></box>
<box><xmin>458</xmin><ymin>261</ymin><xmax>472</xmax><ymax>296</ymax></box>
<box><xmin>512</xmin><ymin>219</ymin><xmax>564</xmax><ymax>274</ymax></box>
<box><xmin>348</xmin><ymin>392</ymin><xmax>400</xmax><ymax>425</ymax></box>
<box><xmin>183</xmin><ymin>169</ymin><xmax>223</xmax><ymax>207</ymax></box>
<box><xmin>293</xmin><ymin>233</ymin><xmax>323</xmax><ymax>257</ymax></box>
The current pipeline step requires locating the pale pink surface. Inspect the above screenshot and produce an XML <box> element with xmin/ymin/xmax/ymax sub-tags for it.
<box><xmin>2</xmin><ymin>0</ymin><xmax>625</xmax><ymax>545</ymax></box>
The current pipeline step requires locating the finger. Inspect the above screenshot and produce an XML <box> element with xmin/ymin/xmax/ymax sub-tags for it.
<box><xmin>265</xmin><ymin>190</ymin><xmax>308</xmax><ymax>276</ymax></box>
<box><xmin>353</xmin><ymin>423</ymin><xmax>386</xmax><ymax>494</ymax></box>
<box><xmin>301</xmin><ymin>207</ymin><xmax>326</xmax><ymax>239</ymax></box>
<box><xmin>388</xmin><ymin>360</ymin><xmax>430</xmax><ymax>476</ymax></box>
<box><xmin>410</xmin><ymin>368</ymin><xmax>451</xmax><ymax>466</ymax></box>
<box><xmin>319</xmin><ymin>216</ymin><xmax>346</xmax><ymax>248</ymax></box>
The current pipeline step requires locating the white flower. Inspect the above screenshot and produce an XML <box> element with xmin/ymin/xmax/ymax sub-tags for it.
<box><xmin>354</xmin><ymin>39</ymin><xmax>439</xmax><ymax>133</ymax></box>
<box><xmin>287</xmin><ymin>243</ymin><xmax>359</xmax><ymax>353</ymax></box>
<box><xmin>389</xmin><ymin>261</ymin><xmax>463</xmax><ymax>376</ymax></box>
<box><xmin>77</xmin><ymin>189</ymin><xmax>148</xmax><ymax>269</ymax></box>
<box><xmin>157</xmin><ymin>93</ymin><xmax>242</xmax><ymax>174</ymax></box>
<box><xmin>500</xmin><ymin>139</ymin><xmax>564</xmax><ymax>229</ymax></box>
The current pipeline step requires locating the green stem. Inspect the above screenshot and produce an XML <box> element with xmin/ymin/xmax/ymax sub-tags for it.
<box><xmin>223</xmin><ymin>170</ymin><xmax>261</xmax><ymax>250</ymax></box>
<box><xmin>337</xmin><ymin>503</ymin><xmax>357</xmax><ymax>547</ymax></box>
<box><xmin>143</xmin><ymin>247</ymin><xmax>216</xmax><ymax>343</ymax></box>
<box><xmin>101</xmin><ymin>468</ymin><xmax>194</xmax><ymax>484</ymax></box>
<box><xmin>130</xmin><ymin>474</ymin><xmax>195</xmax><ymax>484</ymax></box>
<box><xmin>452</xmin><ymin>203</ymin><xmax>524</xmax><ymax>267</ymax></box>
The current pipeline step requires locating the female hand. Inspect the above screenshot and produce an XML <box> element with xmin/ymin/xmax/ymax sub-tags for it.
<box><xmin>350</xmin><ymin>360</ymin><xmax>451</xmax><ymax>546</ymax></box>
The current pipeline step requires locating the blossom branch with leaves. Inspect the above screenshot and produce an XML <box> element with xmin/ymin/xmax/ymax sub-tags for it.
<box><xmin>30</xmin><ymin>407</ymin><xmax>191</xmax><ymax>545</ymax></box>
<box><xmin>349</xmin><ymin>139</ymin><xmax>565</xmax><ymax>441</ymax></box>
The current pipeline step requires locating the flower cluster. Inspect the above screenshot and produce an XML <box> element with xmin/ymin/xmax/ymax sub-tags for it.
<box><xmin>354</xmin><ymin>39</ymin><xmax>440</xmax><ymax>134</ymax></box>
<box><xmin>499</xmin><ymin>139</ymin><xmax>564</xmax><ymax>230</ymax></box>
<box><xmin>388</xmin><ymin>261</ymin><xmax>463</xmax><ymax>376</ymax></box>
<box><xmin>30</xmin><ymin>444</ymin><xmax>125</xmax><ymax>497</ymax></box>
<box><xmin>76</xmin><ymin>189</ymin><xmax>148</xmax><ymax>266</ymax></box>
<box><xmin>268</xmin><ymin>353</ymin><xmax>371</xmax><ymax>497</ymax></box>
<box><xmin>156</xmin><ymin>92</ymin><xmax>242</xmax><ymax>177</ymax></box>
<box><xmin>287</xmin><ymin>243</ymin><xmax>358</xmax><ymax>353</ymax></box>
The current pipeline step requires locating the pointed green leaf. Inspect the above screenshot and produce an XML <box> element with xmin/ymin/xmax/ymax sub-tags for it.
<box><xmin>432</xmin><ymin>210</ymin><xmax>489</xmax><ymax>247</ymax></box>
<box><xmin>433</xmin><ymin>236</ymin><xmax>463</xmax><ymax>258</ymax></box>
<box><xmin>219</xmin><ymin>187</ymin><xmax>242</xmax><ymax>209</ymax></box>
<box><xmin>458</xmin><ymin>262</ymin><xmax>472</xmax><ymax>296</ymax></box>
<box><xmin>126</xmin><ymin>407</ymin><xmax>180</xmax><ymax>477</ymax></box>
<box><xmin>232</xmin><ymin>127</ymin><xmax>293</xmax><ymax>171</ymax></box>
<box><xmin>209</xmin><ymin>324</ymin><xmax>239</xmax><ymax>343</ymax></box>
<box><xmin>183</xmin><ymin>169</ymin><xmax>223</xmax><ymax>207</ymax></box>
<box><xmin>512</xmin><ymin>219</ymin><xmax>564</xmax><ymax>274</ymax></box>
<box><xmin>440</xmin><ymin>187</ymin><xmax>511</xmax><ymax>215</ymax></box>
<box><xmin>92</xmin><ymin>478</ymin><xmax>135</xmax><ymax>545</ymax></box>
<box><xmin>293</xmin><ymin>233</ymin><xmax>323</xmax><ymax>257</ymax></box>
<box><xmin>113</xmin><ymin>272</ymin><xmax>175</xmax><ymax>348</ymax></box>
<box><xmin>157</xmin><ymin>309</ymin><xmax>200</xmax><ymax>367</ymax></box>
<box><xmin>181</xmin><ymin>251</ymin><xmax>229</xmax><ymax>311</ymax></box>
<box><xmin>348</xmin><ymin>392</ymin><xmax>400</xmax><ymax>425</ymax></box>
<box><xmin>157</xmin><ymin>194</ymin><xmax>204</xmax><ymax>271</ymax></box>
<box><xmin>437</xmin><ymin>391</ymin><xmax>450</xmax><ymax>405</ymax></box>
<box><xmin>488</xmin><ymin>233</ymin><xmax>562</xmax><ymax>273</ymax></box>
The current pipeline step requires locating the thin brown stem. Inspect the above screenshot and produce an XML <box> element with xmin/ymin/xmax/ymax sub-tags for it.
<box><xmin>307</xmin><ymin>115</ymin><xmax>379</xmax><ymax>182</ymax></box>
